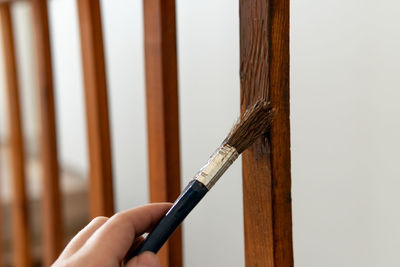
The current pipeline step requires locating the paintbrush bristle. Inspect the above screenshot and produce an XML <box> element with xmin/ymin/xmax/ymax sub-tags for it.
<box><xmin>224</xmin><ymin>100</ymin><xmax>273</xmax><ymax>154</ymax></box>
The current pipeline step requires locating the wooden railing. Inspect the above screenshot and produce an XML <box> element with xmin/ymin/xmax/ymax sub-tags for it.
<box><xmin>0</xmin><ymin>0</ymin><xmax>292</xmax><ymax>266</ymax></box>
<box><xmin>240</xmin><ymin>1</ymin><xmax>293</xmax><ymax>266</ymax></box>
<box><xmin>31</xmin><ymin>0</ymin><xmax>62</xmax><ymax>265</ymax></box>
<box><xmin>0</xmin><ymin>4</ymin><xmax>31</xmax><ymax>266</ymax></box>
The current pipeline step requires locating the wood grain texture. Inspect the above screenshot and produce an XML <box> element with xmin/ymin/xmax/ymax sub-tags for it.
<box><xmin>143</xmin><ymin>1</ymin><xmax>182</xmax><ymax>266</ymax></box>
<box><xmin>240</xmin><ymin>0</ymin><xmax>293</xmax><ymax>266</ymax></box>
<box><xmin>30</xmin><ymin>0</ymin><xmax>63</xmax><ymax>265</ymax></box>
<box><xmin>76</xmin><ymin>0</ymin><xmax>114</xmax><ymax>218</ymax></box>
<box><xmin>0</xmin><ymin>4</ymin><xmax>32</xmax><ymax>266</ymax></box>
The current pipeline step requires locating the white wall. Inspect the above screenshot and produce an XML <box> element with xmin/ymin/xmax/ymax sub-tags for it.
<box><xmin>1</xmin><ymin>0</ymin><xmax>400</xmax><ymax>266</ymax></box>
<box><xmin>291</xmin><ymin>0</ymin><xmax>400</xmax><ymax>266</ymax></box>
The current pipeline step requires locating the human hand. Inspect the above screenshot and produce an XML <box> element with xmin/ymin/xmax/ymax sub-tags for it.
<box><xmin>52</xmin><ymin>203</ymin><xmax>172</xmax><ymax>267</ymax></box>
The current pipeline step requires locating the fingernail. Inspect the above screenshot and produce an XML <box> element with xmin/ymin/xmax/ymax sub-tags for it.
<box><xmin>136</xmin><ymin>252</ymin><xmax>161</xmax><ymax>267</ymax></box>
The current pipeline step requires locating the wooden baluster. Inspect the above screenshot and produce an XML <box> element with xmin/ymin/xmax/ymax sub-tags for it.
<box><xmin>142</xmin><ymin>1</ymin><xmax>182</xmax><ymax>267</ymax></box>
<box><xmin>0</xmin><ymin>3</ymin><xmax>32</xmax><ymax>266</ymax></box>
<box><xmin>30</xmin><ymin>0</ymin><xmax>63</xmax><ymax>265</ymax></box>
<box><xmin>0</xmin><ymin>140</ymin><xmax>3</xmax><ymax>267</ymax></box>
<box><xmin>239</xmin><ymin>0</ymin><xmax>293</xmax><ymax>266</ymax></box>
<box><xmin>76</xmin><ymin>0</ymin><xmax>114</xmax><ymax>218</ymax></box>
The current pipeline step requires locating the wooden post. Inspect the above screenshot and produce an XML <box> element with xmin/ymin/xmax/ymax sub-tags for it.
<box><xmin>30</xmin><ymin>0</ymin><xmax>63</xmax><ymax>265</ymax></box>
<box><xmin>0</xmin><ymin>3</ymin><xmax>32</xmax><ymax>266</ymax></box>
<box><xmin>240</xmin><ymin>0</ymin><xmax>293</xmax><ymax>266</ymax></box>
<box><xmin>0</xmin><ymin>140</ymin><xmax>3</xmax><ymax>267</ymax></box>
<box><xmin>76</xmin><ymin>0</ymin><xmax>114</xmax><ymax>218</ymax></box>
<box><xmin>143</xmin><ymin>1</ymin><xmax>182</xmax><ymax>266</ymax></box>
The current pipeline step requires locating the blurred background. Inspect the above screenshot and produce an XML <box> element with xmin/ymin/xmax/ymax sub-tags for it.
<box><xmin>0</xmin><ymin>0</ymin><xmax>400</xmax><ymax>266</ymax></box>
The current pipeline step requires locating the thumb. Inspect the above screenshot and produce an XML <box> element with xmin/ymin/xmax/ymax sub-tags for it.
<box><xmin>126</xmin><ymin>252</ymin><xmax>161</xmax><ymax>267</ymax></box>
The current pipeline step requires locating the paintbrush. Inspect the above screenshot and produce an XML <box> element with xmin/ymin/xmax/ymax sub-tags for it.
<box><xmin>130</xmin><ymin>100</ymin><xmax>273</xmax><ymax>258</ymax></box>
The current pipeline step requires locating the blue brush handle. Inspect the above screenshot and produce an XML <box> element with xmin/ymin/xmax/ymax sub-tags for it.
<box><xmin>130</xmin><ymin>179</ymin><xmax>208</xmax><ymax>258</ymax></box>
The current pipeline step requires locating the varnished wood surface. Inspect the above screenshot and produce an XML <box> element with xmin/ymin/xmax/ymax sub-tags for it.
<box><xmin>0</xmin><ymin>3</ymin><xmax>32</xmax><ymax>266</ymax></box>
<box><xmin>76</xmin><ymin>0</ymin><xmax>114</xmax><ymax>218</ymax></box>
<box><xmin>30</xmin><ymin>0</ymin><xmax>63</xmax><ymax>265</ymax></box>
<box><xmin>143</xmin><ymin>1</ymin><xmax>182</xmax><ymax>266</ymax></box>
<box><xmin>240</xmin><ymin>0</ymin><xmax>293</xmax><ymax>266</ymax></box>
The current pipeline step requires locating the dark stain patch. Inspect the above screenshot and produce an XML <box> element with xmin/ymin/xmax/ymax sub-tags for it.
<box><xmin>240</xmin><ymin>18</ymin><xmax>270</xmax><ymax>109</ymax></box>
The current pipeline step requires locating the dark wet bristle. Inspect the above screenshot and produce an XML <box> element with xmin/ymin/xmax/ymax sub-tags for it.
<box><xmin>224</xmin><ymin>100</ymin><xmax>273</xmax><ymax>154</ymax></box>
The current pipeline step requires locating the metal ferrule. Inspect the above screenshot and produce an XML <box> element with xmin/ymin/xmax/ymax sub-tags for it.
<box><xmin>194</xmin><ymin>144</ymin><xmax>239</xmax><ymax>190</ymax></box>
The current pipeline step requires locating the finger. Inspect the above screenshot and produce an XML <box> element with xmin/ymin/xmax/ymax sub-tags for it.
<box><xmin>124</xmin><ymin>235</ymin><xmax>146</xmax><ymax>262</ymax></box>
<box><xmin>57</xmin><ymin>216</ymin><xmax>109</xmax><ymax>260</ymax></box>
<box><xmin>77</xmin><ymin>203</ymin><xmax>172</xmax><ymax>264</ymax></box>
<box><xmin>125</xmin><ymin>252</ymin><xmax>161</xmax><ymax>267</ymax></box>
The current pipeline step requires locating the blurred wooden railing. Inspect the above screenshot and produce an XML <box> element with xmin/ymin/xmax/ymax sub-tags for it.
<box><xmin>0</xmin><ymin>0</ymin><xmax>292</xmax><ymax>266</ymax></box>
<box><xmin>0</xmin><ymin>4</ymin><xmax>31</xmax><ymax>266</ymax></box>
